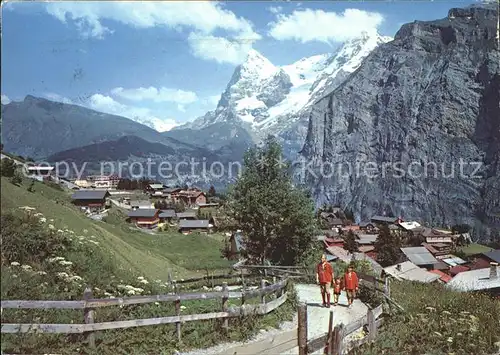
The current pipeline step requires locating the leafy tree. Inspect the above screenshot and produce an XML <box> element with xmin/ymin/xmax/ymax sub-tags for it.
<box><xmin>343</xmin><ymin>230</ymin><xmax>359</xmax><ymax>253</ymax></box>
<box><xmin>227</xmin><ymin>136</ymin><xmax>317</xmax><ymax>265</ymax></box>
<box><xmin>208</xmin><ymin>185</ymin><xmax>216</xmax><ymax>197</ymax></box>
<box><xmin>375</xmin><ymin>225</ymin><xmax>402</xmax><ymax>267</ymax></box>
<box><xmin>10</xmin><ymin>171</ymin><xmax>22</xmax><ymax>186</ymax></box>
<box><xmin>1</xmin><ymin>158</ymin><xmax>16</xmax><ymax>177</ymax></box>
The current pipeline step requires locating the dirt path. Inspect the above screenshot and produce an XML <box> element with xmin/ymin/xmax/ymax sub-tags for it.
<box><xmin>178</xmin><ymin>284</ymin><xmax>368</xmax><ymax>355</ymax></box>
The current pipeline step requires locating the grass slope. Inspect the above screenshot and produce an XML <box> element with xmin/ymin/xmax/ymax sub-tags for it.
<box><xmin>1</xmin><ymin>177</ymin><xmax>230</xmax><ymax>280</ymax></box>
<box><xmin>351</xmin><ymin>281</ymin><xmax>500</xmax><ymax>355</ymax></box>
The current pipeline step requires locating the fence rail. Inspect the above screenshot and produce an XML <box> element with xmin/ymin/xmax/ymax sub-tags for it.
<box><xmin>1</xmin><ymin>277</ymin><xmax>289</xmax><ymax>347</ymax></box>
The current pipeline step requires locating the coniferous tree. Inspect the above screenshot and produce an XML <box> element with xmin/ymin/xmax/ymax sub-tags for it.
<box><xmin>375</xmin><ymin>225</ymin><xmax>402</xmax><ymax>267</ymax></box>
<box><xmin>344</xmin><ymin>230</ymin><xmax>359</xmax><ymax>254</ymax></box>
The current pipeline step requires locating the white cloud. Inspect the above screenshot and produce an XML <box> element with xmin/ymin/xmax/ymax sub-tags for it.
<box><xmin>268</xmin><ymin>8</ymin><xmax>384</xmax><ymax>44</ymax></box>
<box><xmin>187</xmin><ymin>32</ymin><xmax>255</xmax><ymax>65</ymax></box>
<box><xmin>87</xmin><ymin>94</ymin><xmax>178</xmax><ymax>132</ymax></box>
<box><xmin>268</xmin><ymin>6</ymin><xmax>283</xmax><ymax>14</ymax></box>
<box><xmin>110</xmin><ymin>86</ymin><xmax>197</xmax><ymax>104</ymax></box>
<box><xmin>44</xmin><ymin>2</ymin><xmax>260</xmax><ymax>63</ymax></box>
<box><xmin>1</xmin><ymin>94</ymin><xmax>11</xmax><ymax>105</ymax></box>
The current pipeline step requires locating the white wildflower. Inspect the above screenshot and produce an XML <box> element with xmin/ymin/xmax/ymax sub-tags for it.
<box><xmin>154</xmin><ymin>302</ymin><xmax>160</xmax><ymax>306</ymax></box>
<box><xmin>48</xmin><ymin>224</ymin><xmax>55</xmax><ymax>230</ymax></box>
<box><xmin>34</xmin><ymin>212</ymin><xmax>43</xmax><ymax>217</ymax></box>
<box><xmin>56</xmin><ymin>272</ymin><xmax>70</xmax><ymax>279</ymax></box>
<box><xmin>89</xmin><ymin>240</ymin><xmax>99</xmax><ymax>245</ymax></box>
<box><xmin>21</xmin><ymin>265</ymin><xmax>32</xmax><ymax>271</ymax></box>
<box><xmin>69</xmin><ymin>276</ymin><xmax>83</xmax><ymax>282</ymax></box>
<box><xmin>90</xmin><ymin>235</ymin><xmax>96</xmax><ymax>239</ymax></box>
<box><xmin>39</xmin><ymin>217</ymin><xmax>47</xmax><ymax>223</ymax></box>
<box><xmin>12</xmin><ymin>274</ymin><xmax>18</xmax><ymax>278</ymax></box>
<box><xmin>37</xmin><ymin>271</ymin><xmax>47</xmax><ymax>276</ymax></box>
<box><xmin>59</xmin><ymin>260</ymin><xmax>73</xmax><ymax>266</ymax></box>
<box><xmin>49</xmin><ymin>219</ymin><xmax>54</xmax><ymax>222</ymax></box>
<box><xmin>83</xmin><ymin>229</ymin><xmax>88</xmax><ymax>234</ymax></box>
<box><xmin>57</xmin><ymin>229</ymin><xmax>64</xmax><ymax>233</ymax></box>
<box><xmin>19</xmin><ymin>206</ymin><xmax>36</xmax><ymax>211</ymax></box>
<box><xmin>104</xmin><ymin>292</ymin><xmax>113</xmax><ymax>297</ymax></box>
<box><xmin>94</xmin><ymin>287</ymin><xmax>100</xmax><ymax>291</ymax></box>
<box><xmin>180</xmin><ymin>305</ymin><xmax>186</xmax><ymax>310</ymax></box>
<box><xmin>48</xmin><ymin>256</ymin><xmax>65</xmax><ymax>263</ymax></box>
<box><xmin>10</xmin><ymin>261</ymin><xmax>20</xmax><ymax>266</ymax></box>
<box><xmin>127</xmin><ymin>290</ymin><xmax>136</xmax><ymax>295</ymax></box>
<box><xmin>139</xmin><ymin>279</ymin><xmax>149</xmax><ymax>284</ymax></box>
<box><xmin>137</xmin><ymin>276</ymin><xmax>145</xmax><ymax>280</ymax></box>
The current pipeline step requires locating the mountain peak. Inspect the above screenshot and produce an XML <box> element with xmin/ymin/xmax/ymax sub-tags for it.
<box><xmin>240</xmin><ymin>49</ymin><xmax>276</xmax><ymax>78</ymax></box>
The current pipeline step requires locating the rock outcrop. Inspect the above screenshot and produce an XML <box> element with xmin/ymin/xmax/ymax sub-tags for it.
<box><xmin>298</xmin><ymin>5</ymin><xmax>500</xmax><ymax>240</ymax></box>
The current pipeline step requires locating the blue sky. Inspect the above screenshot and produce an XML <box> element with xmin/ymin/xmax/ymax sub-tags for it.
<box><xmin>1</xmin><ymin>0</ymin><xmax>477</xmax><ymax>131</ymax></box>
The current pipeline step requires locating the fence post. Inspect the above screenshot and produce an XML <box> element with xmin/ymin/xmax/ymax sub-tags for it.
<box><xmin>298</xmin><ymin>303</ymin><xmax>308</xmax><ymax>355</ymax></box>
<box><xmin>222</xmin><ymin>282</ymin><xmax>229</xmax><ymax>331</ymax></box>
<box><xmin>83</xmin><ymin>287</ymin><xmax>95</xmax><ymax>349</ymax></box>
<box><xmin>325</xmin><ymin>310</ymin><xmax>334</xmax><ymax>355</ymax></box>
<box><xmin>175</xmin><ymin>288</ymin><xmax>182</xmax><ymax>343</ymax></box>
<box><xmin>331</xmin><ymin>324</ymin><xmax>344</xmax><ymax>355</ymax></box>
<box><xmin>367</xmin><ymin>309</ymin><xmax>377</xmax><ymax>341</ymax></box>
<box><xmin>260</xmin><ymin>279</ymin><xmax>266</xmax><ymax>306</ymax></box>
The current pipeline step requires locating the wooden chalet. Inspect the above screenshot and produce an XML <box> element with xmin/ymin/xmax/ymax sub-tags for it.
<box><xmin>127</xmin><ymin>209</ymin><xmax>160</xmax><ymax>229</ymax></box>
<box><xmin>178</xmin><ymin>220</ymin><xmax>211</xmax><ymax>234</ymax></box>
<box><xmin>71</xmin><ymin>190</ymin><xmax>111</xmax><ymax>213</ymax></box>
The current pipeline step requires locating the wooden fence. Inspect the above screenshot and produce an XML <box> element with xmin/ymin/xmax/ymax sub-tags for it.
<box><xmin>298</xmin><ymin>274</ymin><xmax>397</xmax><ymax>355</ymax></box>
<box><xmin>1</xmin><ymin>277</ymin><xmax>289</xmax><ymax>348</ymax></box>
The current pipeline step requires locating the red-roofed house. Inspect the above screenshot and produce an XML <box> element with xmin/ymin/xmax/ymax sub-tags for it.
<box><xmin>449</xmin><ymin>265</ymin><xmax>470</xmax><ymax>276</ymax></box>
<box><xmin>430</xmin><ymin>269</ymin><xmax>453</xmax><ymax>283</ymax></box>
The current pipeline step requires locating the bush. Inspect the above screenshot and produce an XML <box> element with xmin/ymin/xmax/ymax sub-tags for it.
<box><xmin>1</xmin><ymin>158</ymin><xmax>16</xmax><ymax>177</ymax></box>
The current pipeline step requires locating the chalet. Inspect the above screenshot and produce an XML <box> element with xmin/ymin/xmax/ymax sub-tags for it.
<box><xmin>198</xmin><ymin>203</ymin><xmax>220</xmax><ymax>209</ymax></box>
<box><xmin>469</xmin><ymin>249</ymin><xmax>500</xmax><ymax>270</ymax></box>
<box><xmin>447</xmin><ymin>262</ymin><xmax>500</xmax><ymax>296</ymax></box>
<box><xmin>159</xmin><ymin>209</ymin><xmax>176</xmax><ymax>223</ymax></box>
<box><xmin>130</xmin><ymin>200</ymin><xmax>154</xmax><ymax>210</ymax></box>
<box><xmin>422</xmin><ymin>242</ymin><xmax>453</xmax><ymax>256</ymax></box>
<box><xmin>397</xmin><ymin>221</ymin><xmax>422</xmax><ymax>231</ymax></box>
<box><xmin>71</xmin><ymin>190</ymin><xmax>111</xmax><ymax>213</ymax></box>
<box><xmin>127</xmin><ymin>209</ymin><xmax>160</xmax><ymax>229</ymax></box>
<box><xmin>176</xmin><ymin>211</ymin><xmax>197</xmax><ymax>220</ymax></box>
<box><xmin>355</xmin><ymin>233</ymin><xmax>378</xmax><ymax>246</ymax></box>
<box><xmin>87</xmin><ymin>175</ymin><xmax>120</xmax><ymax>189</ymax></box>
<box><xmin>383</xmin><ymin>261</ymin><xmax>440</xmax><ymax>283</ymax></box>
<box><xmin>229</xmin><ymin>230</ymin><xmax>244</xmax><ymax>260</ymax></box>
<box><xmin>425</xmin><ymin>236</ymin><xmax>453</xmax><ymax>244</ymax></box>
<box><xmin>164</xmin><ymin>187</ymin><xmax>183</xmax><ymax>200</ymax></box>
<box><xmin>178</xmin><ymin>220</ymin><xmax>211</xmax><ymax>234</ymax></box>
<box><xmin>25</xmin><ymin>165</ymin><xmax>55</xmax><ymax>181</ymax></box>
<box><xmin>359</xmin><ymin>222</ymin><xmax>378</xmax><ymax>233</ymax></box>
<box><xmin>146</xmin><ymin>184</ymin><xmax>165</xmax><ymax>196</ymax></box>
<box><xmin>74</xmin><ymin>179</ymin><xmax>91</xmax><ymax>188</ymax></box>
<box><xmin>370</xmin><ymin>215</ymin><xmax>403</xmax><ymax>225</ymax></box>
<box><xmin>176</xmin><ymin>190</ymin><xmax>207</xmax><ymax>207</ymax></box>
<box><xmin>400</xmin><ymin>246</ymin><xmax>439</xmax><ymax>270</ymax></box>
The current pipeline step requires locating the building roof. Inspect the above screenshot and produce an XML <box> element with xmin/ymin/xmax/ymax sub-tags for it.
<box><xmin>130</xmin><ymin>200</ymin><xmax>152</xmax><ymax>207</ymax></box>
<box><xmin>159</xmin><ymin>209</ymin><xmax>176</xmax><ymax>218</ymax></box>
<box><xmin>449</xmin><ymin>265</ymin><xmax>471</xmax><ymax>276</ymax></box>
<box><xmin>371</xmin><ymin>215</ymin><xmax>400</xmax><ymax>223</ymax></box>
<box><xmin>441</xmin><ymin>256</ymin><xmax>468</xmax><ymax>267</ymax></box>
<box><xmin>71</xmin><ymin>190</ymin><xmax>110</xmax><ymax>200</ymax></box>
<box><xmin>447</xmin><ymin>265</ymin><xmax>500</xmax><ymax>292</ymax></box>
<box><xmin>401</xmin><ymin>247</ymin><xmax>439</xmax><ymax>266</ymax></box>
<box><xmin>328</xmin><ymin>218</ymin><xmax>344</xmax><ymax>226</ymax></box>
<box><xmin>359</xmin><ymin>221</ymin><xmax>375</xmax><ymax>228</ymax></box>
<box><xmin>398</xmin><ymin>221</ymin><xmax>421</xmax><ymax>231</ymax></box>
<box><xmin>356</xmin><ymin>234</ymin><xmax>378</xmax><ymax>244</ymax></box>
<box><xmin>482</xmin><ymin>250</ymin><xmax>500</xmax><ymax>264</ymax></box>
<box><xmin>179</xmin><ymin>220</ymin><xmax>210</xmax><ymax>229</ymax></box>
<box><xmin>429</xmin><ymin>269</ymin><xmax>453</xmax><ymax>283</ymax></box>
<box><xmin>176</xmin><ymin>211</ymin><xmax>197</xmax><ymax>219</ymax></box>
<box><xmin>359</xmin><ymin>245</ymin><xmax>375</xmax><ymax>253</ymax></box>
<box><xmin>425</xmin><ymin>236</ymin><xmax>453</xmax><ymax>244</ymax></box>
<box><xmin>164</xmin><ymin>187</ymin><xmax>182</xmax><ymax>193</ymax></box>
<box><xmin>384</xmin><ymin>261</ymin><xmax>440</xmax><ymax>283</ymax></box>
<box><xmin>127</xmin><ymin>209</ymin><xmax>159</xmax><ymax>218</ymax></box>
<box><xmin>148</xmin><ymin>184</ymin><xmax>165</xmax><ymax>189</ymax></box>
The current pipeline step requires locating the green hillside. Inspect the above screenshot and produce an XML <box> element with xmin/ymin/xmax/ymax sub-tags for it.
<box><xmin>1</xmin><ymin>177</ymin><xmax>231</xmax><ymax>280</ymax></box>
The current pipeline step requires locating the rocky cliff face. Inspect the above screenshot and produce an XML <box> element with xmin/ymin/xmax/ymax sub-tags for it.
<box><xmin>298</xmin><ymin>5</ymin><xmax>500</xmax><ymax>240</ymax></box>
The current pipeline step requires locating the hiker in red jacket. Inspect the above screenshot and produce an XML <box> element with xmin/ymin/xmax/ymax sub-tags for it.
<box><xmin>316</xmin><ymin>254</ymin><xmax>334</xmax><ymax>307</ymax></box>
<box><xmin>343</xmin><ymin>264</ymin><xmax>359</xmax><ymax>309</ymax></box>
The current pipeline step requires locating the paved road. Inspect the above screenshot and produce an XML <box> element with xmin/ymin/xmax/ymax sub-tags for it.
<box><xmin>185</xmin><ymin>284</ymin><xmax>368</xmax><ymax>355</ymax></box>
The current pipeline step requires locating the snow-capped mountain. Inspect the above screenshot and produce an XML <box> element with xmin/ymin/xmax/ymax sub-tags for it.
<box><xmin>172</xmin><ymin>30</ymin><xmax>392</xmax><ymax>157</ymax></box>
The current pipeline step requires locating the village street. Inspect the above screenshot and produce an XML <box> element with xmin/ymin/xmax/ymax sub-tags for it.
<box><xmin>179</xmin><ymin>284</ymin><xmax>368</xmax><ymax>355</ymax></box>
